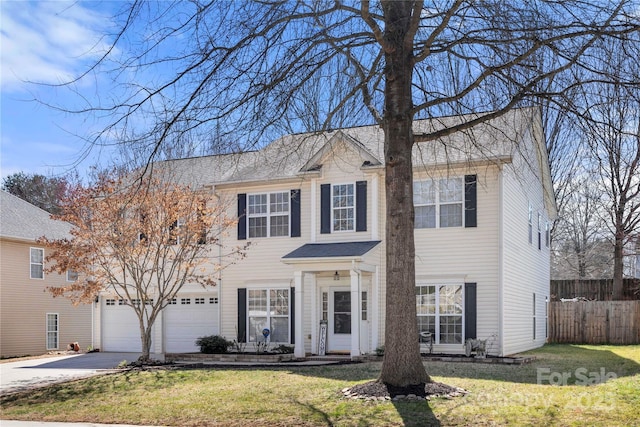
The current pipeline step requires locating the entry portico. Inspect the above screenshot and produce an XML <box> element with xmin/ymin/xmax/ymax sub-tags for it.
<box><xmin>282</xmin><ymin>241</ymin><xmax>381</xmax><ymax>359</ymax></box>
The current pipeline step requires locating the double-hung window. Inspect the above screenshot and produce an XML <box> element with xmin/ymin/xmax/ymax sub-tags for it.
<box><xmin>416</xmin><ymin>284</ymin><xmax>463</xmax><ymax>344</ymax></box>
<box><xmin>247</xmin><ymin>192</ymin><xmax>289</xmax><ymax>238</ymax></box>
<box><xmin>414</xmin><ymin>178</ymin><xmax>463</xmax><ymax>228</ymax></box>
<box><xmin>247</xmin><ymin>289</ymin><xmax>290</xmax><ymax>343</ymax></box>
<box><xmin>30</xmin><ymin>248</ymin><xmax>44</xmax><ymax>279</ymax></box>
<box><xmin>332</xmin><ymin>184</ymin><xmax>355</xmax><ymax>232</ymax></box>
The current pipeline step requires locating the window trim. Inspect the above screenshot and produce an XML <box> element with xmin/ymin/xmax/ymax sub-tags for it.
<box><xmin>331</xmin><ymin>183</ymin><xmax>356</xmax><ymax>232</ymax></box>
<box><xmin>416</xmin><ymin>283</ymin><xmax>464</xmax><ymax>345</ymax></box>
<box><xmin>66</xmin><ymin>270</ymin><xmax>78</xmax><ymax>282</ymax></box>
<box><xmin>414</xmin><ymin>177</ymin><xmax>464</xmax><ymax>229</ymax></box>
<box><xmin>30</xmin><ymin>247</ymin><xmax>44</xmax><ymax>280</ymax></box>
<box><xmin>46</xmin><ymin>313</ymin><xmax>59</xmax><ymax>350</ymax></box>
<box><xmin>246</xmin><ymin>191</ymin><xmax>291</xmax><ymax>238</ymax></box>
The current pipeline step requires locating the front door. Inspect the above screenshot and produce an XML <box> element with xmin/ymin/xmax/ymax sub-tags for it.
<box><xmin>328</xmin><ymin>288</ymin><xmax>351</xmax><ymax>352</ymax></box>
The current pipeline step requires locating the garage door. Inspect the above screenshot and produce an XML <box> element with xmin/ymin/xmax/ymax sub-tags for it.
<box><xmin>165</xmin><ymin>295</ymin><xmax>219</xmax><ymax>353</ymax></box>
<box><xmin>101</xmin><ymin>298</ymin><xmax>144</xmax><ymax>352</ymax></box>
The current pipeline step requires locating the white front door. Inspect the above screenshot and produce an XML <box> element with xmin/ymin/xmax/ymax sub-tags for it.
<box><xmin>328</xmin><ymin>288</ymin><xmax>351</xmax><ymax>352</ymax></box>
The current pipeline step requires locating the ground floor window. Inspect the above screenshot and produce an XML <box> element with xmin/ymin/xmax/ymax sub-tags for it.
<box><xmin>416</xmin><ymin>284</ymin><xmax>463</xmax><ymax>344</ymax></box>
<box><xmin>248</xmin><ymin>288</ymin><xmax>290</xmax><ymax>343</ymax></box>
<box><xmin>46</xmin><ymin>313</ymin><xmax>59</xmax><ymax>350</ymax></box>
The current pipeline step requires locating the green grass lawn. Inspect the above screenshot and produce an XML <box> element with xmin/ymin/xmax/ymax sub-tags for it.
<box><xmin>1</xmin><ymin>345</ymin><xmax>639</xmax><ymax>426</ymax></box>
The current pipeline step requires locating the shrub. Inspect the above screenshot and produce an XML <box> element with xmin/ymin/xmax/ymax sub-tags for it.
<box><xmin>196</xmin><ymin>335</ymin><xmax>231</xmax><ymax>354</ymax></box>
<box><xmin>273</xmin><ymin>344</ymin><xmax>294</xmax><ymax>354</ymax></box>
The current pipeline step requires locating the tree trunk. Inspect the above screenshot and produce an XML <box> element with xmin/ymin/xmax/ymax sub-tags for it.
<box><xmin>378</xmin><ymin>1</ymin><xmax>430</xmax><ymax>387</ymax></box>
<box><xmin>139</xmin><ymin>321</ymin><xmax>152</xmax><ymax>363</ymax></box>
<box><xmin>612</xmin><ymin>231</ymin><xmax>625</xmax><ymax>300</ymax></box>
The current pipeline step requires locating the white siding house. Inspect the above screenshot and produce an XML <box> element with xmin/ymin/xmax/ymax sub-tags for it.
<box><xmin>95</xmin><ymin>107</ymin><xmax>556</xmax><ymax>357</ymax></box>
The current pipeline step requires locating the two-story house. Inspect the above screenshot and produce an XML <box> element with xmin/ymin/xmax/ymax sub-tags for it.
<box><xmin>95</xmin><ymin>107</ymin><xmax>556</xmax><ymax>358</ymax></box>
<box><xmin>0</xmin><ymin>191</ymin><xmax>93</xmax><ymax>358</ymax></box>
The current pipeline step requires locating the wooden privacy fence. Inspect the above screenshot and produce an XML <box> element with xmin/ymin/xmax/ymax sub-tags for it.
<box><xmin>548</xmin><ymin>301</ymin><xmax>640</xmax><ymax>344</ymax></box>
<box><xmin>551</xmin><ymin>279</ymin><xmax>640</xmax><ymax>301</ymax></box>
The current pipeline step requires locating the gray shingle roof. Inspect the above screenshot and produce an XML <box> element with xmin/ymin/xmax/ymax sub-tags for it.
<box><xmin>154</xmin><ymin>107</ymin><xmax>538</xmax><ymax>188</ymax></box>
<box><xmin>0</xmin><ymin>191</ymin><xmax>71</xmax><ymax>241</ymax></box>
<box><xmin>282</xmin><ymin>241</ymin><xmax>381</xmax><ymax>259</ymax></box>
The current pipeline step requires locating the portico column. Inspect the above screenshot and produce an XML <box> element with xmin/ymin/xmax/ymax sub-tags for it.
<box><xmin>350</xmin><ymin>269</ymin><xmax>361</xmax><ymax>358</ymax></box>
<box><xmin>294</xmin><ymin>271</ymin><xmax>305</xmax><ymax>358</ymax></box>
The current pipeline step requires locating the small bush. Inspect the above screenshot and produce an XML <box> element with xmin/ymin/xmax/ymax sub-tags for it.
<box><xmin>375</xmin><ymin>345</ymin><xmax>385</xmax><ymax>357</ymax></box>
<box><xmin>273</xmin><ymin>344</ymin><xmax>294</xmax><ymax>354</ymax></box>
<box><xmin>196</xmin><ymin>335</ymin><xmax>231</xmax><ymax>354</ymax></box>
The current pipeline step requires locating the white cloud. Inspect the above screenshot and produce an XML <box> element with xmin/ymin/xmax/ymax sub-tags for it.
<box><xmin>0</xmin><ymin>1</ymin><xmax>112</xmax><ymax>93</ymax></box>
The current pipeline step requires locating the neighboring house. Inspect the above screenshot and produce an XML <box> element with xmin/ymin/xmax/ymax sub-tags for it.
<box><xmin>0</xmin><ymin>191</ymin><xmax>93</xmax><ymax>358</ymax></box>
<box><xmin>623</xmin><ymin>235</ymin><xmax>640</xmax><ymax>279</ymax></box>
<box><xmin>95</xmin><ymin>107</ymin><xmax>556</xmax><ymax>357</ymax></box>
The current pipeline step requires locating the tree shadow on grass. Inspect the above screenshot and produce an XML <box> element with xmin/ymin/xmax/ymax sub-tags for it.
<box><xmin>424</xmin><ymin>345</ymin><xmax>640</xmax><ymax>385</ymax></box>
<box><xmin>391</xmin><ymin>400</ymin><xmax>441</xmax><ymax>427</ymax></box>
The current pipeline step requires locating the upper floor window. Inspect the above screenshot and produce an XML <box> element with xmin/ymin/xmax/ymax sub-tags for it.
<box><xmin>332</xmin><ymin>184</ymin><xmax>355</xmax><ymax>232</ymax></box>
<box><xmin>414</xmin><ymin>178</ymin><xmax>463</xmax><ymax>228</ymax></box>
<box><xmin>545</xmin><ymin>221</ymin><xmax>550</xmax><ymax>248</ymax></box>
<box><xmin>30</xmin><ymin>247</ymin><xmax>44</xmax><ymax>279</ymax></box>
<box><xmin>248</xmin><ymin>192</ymin><xmax>290</xmax><ymax>238</ymax></box>
<box><xmin>537</xmin><ymin>213</ymin><xmax>542</xmax><ymax>250</ymax></box>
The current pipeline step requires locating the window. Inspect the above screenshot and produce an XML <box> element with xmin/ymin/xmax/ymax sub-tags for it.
<box><xmin>30</xmin><ymin>248</ymin><xmax>44</xmax><ymax>279</ymax></box>
<box><xmin>361</xmin><ymin>291</ymin><xmax>368</xmax><ymax>321</ymax></box>
<box><xmin>169</xmin><ymin>298</ymin><xmax>177</xmax><ymax>305</ymax></box>
<box><xmin>545</xmin><ymin>221</ymin><xmax>550</xmax><ymax>248</ymax></box>
<box><xmin>247</xmin><ymin>288</ymin><xmax>290</xmax><ymax>343</ymax></box>
<box><xmin>321</xmin><ymin>291</ymin><xmax>328</xmax><ymax>322</ymax></box>
<box><xmin>332</xmin><ymin>184</ymin><xmax>355</xmax><ymax>231</ymax></box>
<box><xmin>46</xmin><ymin>313</ymin><xmax>59</xmax><ymax>350</ymax></box>
<box><xmin>118</xmin><ymin>299</ymin><xmax>126</xmax><ymax>306</ymax></box>
<box><xmin>247</xmin><ymin>192</ymin><xmax>290</xmax><ymax>238</ymax></box>
<box><xmin>416</xmin><ymin>284</ymin><xmax>463</xmax><ymax>344</ymax></box>
<box><xmin>528</xmin><ymin>203</ymin><xmax>533</xmax><ymax>244</ymax></box>
<box><xmin>414</xmin><ymin>178</ymin><xmax>463</xmax><ymax>228</ymax></box>
<box><xmin>209</xmin><ymin>297</ymin><xmax>219</xmax><ymax>304</ymax></box>
<box><xmin>537</xmin><ymin>213</ymin><xmax>542</xmax><ymax>250</ymax></box>
<box><xmin>66</xmin><ymin>270</ymin><xmax>78</xmax><ymax>282</ymax></box>
<box><xmin>181</xmin><ymin>298</ymin><xmax>191</xmax><ymax>305</ymax></box>
<box><xmin>106</xmin><ymin>299</ymin><xmax>116</xmax><ymax>306</ymax></box>
<box><xmin>195</xmin><ymin>297</ymin><xmax>205</xmax><ymax>304</ymax></box>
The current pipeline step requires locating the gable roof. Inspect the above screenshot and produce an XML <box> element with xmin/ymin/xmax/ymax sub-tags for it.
<box><xmin>154</xmin><ymin>108</ymin><xmax>554</xmax><ymax>213</ymax></box>
<box><xmin>0</xmin><ymin>191</ymin><xmax>71</xmax><ymax>242</ymax></box>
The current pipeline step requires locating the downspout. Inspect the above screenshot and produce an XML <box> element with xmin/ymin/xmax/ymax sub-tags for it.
<box><xmin>498</xmin><ymin>169</ymin><xmax>505</xmax><ymax>356</ymax></box>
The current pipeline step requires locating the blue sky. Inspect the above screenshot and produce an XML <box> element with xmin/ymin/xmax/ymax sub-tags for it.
<box><xmin>1</xmin><ymin>1</ymin><xmax>118</xmax><ymax>180</ymax></box>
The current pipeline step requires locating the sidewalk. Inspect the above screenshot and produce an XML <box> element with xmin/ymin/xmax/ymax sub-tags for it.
<box><xmin>1</xmin><ymin>422</ymin><xmax>166</xmax><ymax>427</ymax></box>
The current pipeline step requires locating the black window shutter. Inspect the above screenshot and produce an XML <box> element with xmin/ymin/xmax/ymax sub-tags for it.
<box><xmin>464</xmin><ymin>175</ymin><xmax>477</xmax><ymax>228</ymax></box>
<box><xmin>290</xmin><ymin>287</ymin><xmax>295</xmax><ymax>345</ymax></box>
<box><xmin>356</xmin><ymin>180</ymin><xmax>367</xmax><ymax>232</ymax></box>
<box><xmin>237</xmin><ymin>194</ymin><xmax>247</xmax><ymax>240</ymax></box>
<box><xmin>290</xmin><ymin>189</ymin><xmax>301</xmax><ymax>238</ymax></box>
<box><xmin>465</xmin><ymin>283</ymin><xmax>477</xmax><ymax>340</ymax></box>
<box><xmin>237</xmin><ymin>288</ymin><xmax>247</xmax><ymax>342</ymax></box>
<box><xmin>320</xmin><ymin>184</ymin><xmax>331</xmax><ymax>234</ymax></box>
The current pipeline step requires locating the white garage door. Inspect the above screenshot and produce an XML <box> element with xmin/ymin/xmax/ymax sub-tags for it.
<box><xmin>165</xmin><ymin>295</ymin><xmax>219</xmax><ymax>353</ymax></box>
<box><xmin>101</xmin><ymin>298</ymin><xmax>144</xmax><ymax>352</ymax></box>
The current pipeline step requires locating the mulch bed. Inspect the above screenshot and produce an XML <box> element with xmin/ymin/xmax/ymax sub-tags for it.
<box><xmin>343</xmin><ymin>380</ymin><xmax>467</xmax><ymax>402</ymax></box>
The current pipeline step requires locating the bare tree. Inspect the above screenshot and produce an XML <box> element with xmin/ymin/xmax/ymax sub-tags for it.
<box><xmin>575</xmin><ymin>40</ymin><xmax>640</xmax><ymax>298</ymax></box>
<box><xmin>47</xmin><ymin>1</ymin><xmax>639</xmax><ymax>388</ymax></box>
<box><xmin>38</xmin><ymin>173</ymin><xmax>247</xmax><ymax>361</ymax></box>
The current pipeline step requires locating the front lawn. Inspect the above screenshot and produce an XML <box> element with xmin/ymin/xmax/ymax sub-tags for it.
<box><xmin>1</xmin><ymin>345</ymin><xmax>638</xmax><ymax>426</ymax></box>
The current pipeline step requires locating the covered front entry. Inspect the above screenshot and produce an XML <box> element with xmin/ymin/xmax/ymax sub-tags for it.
<box><xmin>282</xmin><ymin>241</ymin><xmax>381</xmax><ymax>359</ymax></box>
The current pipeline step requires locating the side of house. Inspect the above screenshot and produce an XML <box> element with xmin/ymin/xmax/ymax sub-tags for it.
<box><xmin>0</xmin><ymin>191</ymin><xmax>93</xmax><ymax>358</ymax></box>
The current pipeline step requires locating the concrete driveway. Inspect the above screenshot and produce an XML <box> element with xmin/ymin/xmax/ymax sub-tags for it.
<box><xmin>0</xmin><ymin>352</ymin><xmax>141</xmax><ymax>395</ymax></box>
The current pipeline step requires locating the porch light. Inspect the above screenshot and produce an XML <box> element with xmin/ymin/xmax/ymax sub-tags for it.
<box><xmin>334</xmin><ymin>271</ymin><xmax>340</xmax><ymax>281</ymax></box>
